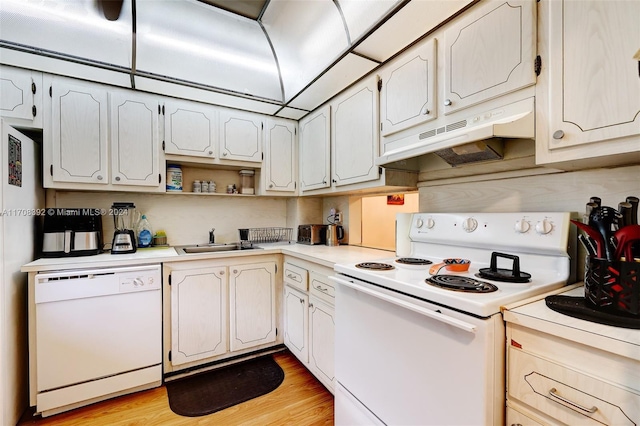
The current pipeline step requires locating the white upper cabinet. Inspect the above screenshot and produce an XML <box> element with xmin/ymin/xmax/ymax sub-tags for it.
<box><xmin>50</xmin><ymin>79</ymin><xmax>109</xmax><ymax>185</ymax></box>
<box><xmin>331</xmin><ymin>75</ymin><xmax>380</xmax><ymax>187</ymax></box>
<box><xmin>46</xmin><ymin>76</ymin><xmax>164</xmax><ymax>191</ymax></box>
<box><xmin>164</xmin><ymin>99</ymin><xmax>217</xmax><ymax>159</ymax></box>
<box><xmin>536</xmin><ymin>0</ymin><xmax>640</xmax><ymax>166</ymax></box>
<box><xmin>379</xmin><ymin>38</ymin><xmax>437</xmax><ymax>137</ymax></box>
<box><xmin>110</xmin><ymin>91</ymin><xmax>161</xmax><ymax>187</ymax></box>
<box><xmin>0</xmin><ymin>65</ymin><xmax>42</xmax><ymax>128</ymax></box>
<box><xmin>299</xmin><ymin>105</ymin><xmax>331</xmax><ymax>192</ymax></box>
<box><xmin>219</xmin><ymin>109</ymin><xmax>263</xmax><ymax>163</ymax></box>
<box><xmin>263</xmin><ymin>118</ymin><xmax>297</xmax><ymax>194</ymax></box>
<box><xmin>443</xmin><ymin>0</ymin><xmax>536</xmax><ymax>115</ymax></box>
<box><xmin>170</xmin><ymin>266</ymin><xmax>228</xmax><ymax>366</ymax></box>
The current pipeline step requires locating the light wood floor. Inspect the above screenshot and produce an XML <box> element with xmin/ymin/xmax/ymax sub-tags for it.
<box><xmin>18</xmin><ymin>351</ymin><xmax>334</xmax><ymax>425</ymax></box>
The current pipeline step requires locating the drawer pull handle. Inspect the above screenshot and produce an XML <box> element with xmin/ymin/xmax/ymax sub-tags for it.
<box><xmin>286</xmin><ymin>273</ymin><xmax>300</xmax><ymax>281</ymax></box>
<box><xmin>548</xmin><ymin>388</ymin><xmax>598</xmax><ymax>414</ymax></box>
<box><xmin>315</xmin><ymin>285</ymin><xmax>328</xmax><ymax>293</ymax></box>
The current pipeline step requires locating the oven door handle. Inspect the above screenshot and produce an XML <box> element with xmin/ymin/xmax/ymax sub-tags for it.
<box><xmin>331</xmin><ymin>276</ymin><xmax>477</xmax><ymax>333</ymax></box>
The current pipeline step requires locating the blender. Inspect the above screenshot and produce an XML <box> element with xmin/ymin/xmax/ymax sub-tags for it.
<box><xmin>111</xmin><ymin>202</ymin><xmax>138</xmax><ymax>254</ymax></box>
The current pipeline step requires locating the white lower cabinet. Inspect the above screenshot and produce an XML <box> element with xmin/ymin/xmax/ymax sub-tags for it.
<box><xmin>229</xmin><ymin>262</ymin><xmax>277</xmax><ymax>351</ymax></box>
<box><xmin>283</xmin><ymin>258</ymin><xmax>335</xmax><ymax>393</ymax></box>
<box><xmin>169</xmin><ymin>266</ymin><xmax>228</xmax><ymax>366</ymax></box>
<box><xmin>164</xmin><ymin>257</ymin><xmax>280</xmax><ymax>373</ymax></box>
<box><xmin>504</xmin><ymin>286</ymin><xmax>640</xmax><ymax>426</ymax></box>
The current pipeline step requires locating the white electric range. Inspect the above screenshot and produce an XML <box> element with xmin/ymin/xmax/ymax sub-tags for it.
<box><xmin>331</xmin><ymin>212</ymin><xmax>575</xmax><ymax>426</ymax></box>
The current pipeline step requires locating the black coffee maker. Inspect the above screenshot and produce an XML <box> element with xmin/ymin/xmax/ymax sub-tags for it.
<box><xmin>111</xmin><ymin>202</ymin><xmax>137</xmax><ymax>254</ymax></box>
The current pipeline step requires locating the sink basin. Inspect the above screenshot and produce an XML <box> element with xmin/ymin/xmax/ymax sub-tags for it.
<box><xmin>175</xmin><ymin>243</ymin><xmax>262</xmax><ymax>255</ymax></box>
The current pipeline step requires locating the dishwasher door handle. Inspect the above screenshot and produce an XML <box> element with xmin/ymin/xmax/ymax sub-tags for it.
<box><xmin>331</xmin><ymin>276</ymin><xmax>477</xmax><ymax>333</ymax></box>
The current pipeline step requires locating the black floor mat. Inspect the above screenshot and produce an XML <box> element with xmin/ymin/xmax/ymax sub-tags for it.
<box><xmin>166</xmin><ymin>355</ymin><xmax>285</xmax><ymax>417</ymax></box>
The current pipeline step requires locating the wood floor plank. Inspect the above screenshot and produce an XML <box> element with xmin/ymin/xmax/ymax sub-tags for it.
<box><xmin>18</xmin><ymin>351</ymin><xmax>334</xmax><ymax>425</ymax></box>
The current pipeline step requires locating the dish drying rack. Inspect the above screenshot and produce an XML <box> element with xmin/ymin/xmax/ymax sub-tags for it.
<box><xmin>239</xmin><ymin>227</ymin><xmax>293</xmax><ymax>244</ymax></box>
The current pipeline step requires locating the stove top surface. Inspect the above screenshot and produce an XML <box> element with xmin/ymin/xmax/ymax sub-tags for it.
<box><xmin>334</xmin><ymin>212</ymin><xmax>573</xmax><ymax>317</ymax></box>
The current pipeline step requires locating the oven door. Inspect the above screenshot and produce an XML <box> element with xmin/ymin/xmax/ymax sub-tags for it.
<box><xmin>331</xmin><ymin>274</ymin><xmax>505</xmax><ymax>426</ymax></box>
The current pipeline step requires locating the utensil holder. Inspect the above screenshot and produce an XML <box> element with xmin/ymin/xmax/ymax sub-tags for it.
<box><xmin>585</xmin><ymin>256</ymin><xmax>640</xmax><ymax>316</ymax></box>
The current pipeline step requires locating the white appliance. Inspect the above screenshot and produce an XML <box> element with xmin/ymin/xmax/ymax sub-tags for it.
<box><xmin>0</xmin><ymin>120</ymin><xmax>43</xmax><ymax>426</ymax></box>
<box><xmin>32</xmin><ymin>264</ymin><xmax>162</xmax><ymax>417</ymax></box>
<box><xmin>331</xmin><ymin>212</ymin><xmax>574</xmax><ymax>425</ymax></box>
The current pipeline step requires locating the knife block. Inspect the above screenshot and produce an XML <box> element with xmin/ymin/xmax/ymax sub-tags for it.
<box><xmin>585</xmin><ymin>256</ymin><xmax>640</xmax><ymax>316</ymax></box>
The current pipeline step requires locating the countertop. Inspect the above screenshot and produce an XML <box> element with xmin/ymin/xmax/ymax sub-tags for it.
<box><xmin>21</xmin><ymin>243</ymin><xmax>394</xmax><ymax>273</ymax></box>
<box><xmin>503</xmin><ymin>284</ymin><xmax>640</xmax><ymax>362</ymax></box>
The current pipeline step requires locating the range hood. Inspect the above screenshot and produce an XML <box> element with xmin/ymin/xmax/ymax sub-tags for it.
<box><xmin>376</xmin><ymin>97</ymin><xmax>535</xmax><ymax>166</ymax></box>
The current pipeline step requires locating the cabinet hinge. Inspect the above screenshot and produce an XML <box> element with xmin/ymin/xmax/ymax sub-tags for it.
<box><xmin>32</xmin><ymin>105</ymin><xmax>37</xmax><ymax>117</ymax></box>
<box><xmin>275</xmin><ymin>264</ymin><xmax>277</xmax><ymax>273</ymax></box>
<box><xmin>380</xmin><ymin>122</ymin><xmax>383</xmax><ymax>132</ymax></box>
<box><xmin>168</xmin><ymin>275</ymin><xmax>171</xmax><ymax>285</ymax></box>
<box><xmin>534</xmin><ymin>55</ymin><xmax>542</xmax><ymax>76</ymax></box>
<box><xmin>159</xmin><ymin>173</ymin><xmax>162</xmax><ymax>184</ymax></box>
<box><xmin>49</xmin><ymin>86</ymin><xmax>52</xmax><ymax>97</ymax></box>
<box><xmin>261</xmin><ymin>122</ymin><xmax>264</xmax><ymax>130</ymax></box>
<box><xmin>377</xmin><ymin>79</ymin><xmax>382</xmax><ymax>92</ymax></box>
<box><xmin>294</xmin><ymin>181</ymin><xmax>296</xmax><ymax>189</ymax></box>
<box><xmin>49</xmin><ymin>164</ymin><xmax>53</xmax><ymax>176</ymax></box>
<box><xmin>168</xmin><ymin>351</ymin><xmax>171</xmax><ymax>362</ymax></box>
<box><xmin>275</xmin><ymin>328</ymin><xmax>278</xmax><ymax>336</ymax></box>
<box><xmin>158</xmin><ymin>105</ymin><xmax>161</xmax><ymax>114</ymax></box>
<box><xmin>379</xmin><ymin>167</ymin><xmax>383</xmax><ymax>175</ymax></box>
<box><xmin>262</xmin><ymin>152</ymin><xmax>264</xmax><ymax>161</ymax></box>
<box><xmin>162</xmin><ymin>141</ymin><xmax>165</xmax><ymax>151</ymax></box>
<box><xmin>162</xmin><ymin>105</ymin><xmax>165</xmax><ymax>115</ymax></box>
<box><xmin>294</xmin><ymin>127</ymin><xmax>297</xmax><ymax>135</ymax></box>
<box><xmin>31</xmin><ymin>82</ymin><xmax>36</xmax><ymax>95</ymax></box>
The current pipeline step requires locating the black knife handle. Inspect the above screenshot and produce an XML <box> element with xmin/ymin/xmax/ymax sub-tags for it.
<box><xmin>626</xmin><ymin>196</ymin><xmax>639</xmax><ymax>225</ymax></box>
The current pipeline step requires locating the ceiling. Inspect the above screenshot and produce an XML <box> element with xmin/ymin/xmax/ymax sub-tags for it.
<box><xmin>0</xmin><ymin>0</ymin><xmax>474</xmax><ymax>119</ymax></box>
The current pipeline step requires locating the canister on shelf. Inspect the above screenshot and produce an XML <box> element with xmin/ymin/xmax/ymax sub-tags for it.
<box><xmin>209</xmin><ymin>181</ymin><xmax>216</xmax><ymax>193</ymax></box>
<box><xmin>201</xmin><ymin>180</ymin><xmax>209</xmax><ymax>193</ymax></box>
<box><xmin>166</xmin><ymin>165</ymin><xmax>182</xmax><ymax>192</ymax></box>
<box><xmin>193</xmin><ymin>180</ymin><xmax>201</xmax><ymax>193</ymax></box>
<box><xmin>239</xmin><ymin>169</ymin><xmax>255</xmax><ymax>194</ymax></box>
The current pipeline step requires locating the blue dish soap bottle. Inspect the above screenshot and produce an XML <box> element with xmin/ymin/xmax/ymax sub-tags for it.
<box><xmin>137</xmin><ymin>214</ymin><xmax>153</xmax><ymax>248</ymax></box>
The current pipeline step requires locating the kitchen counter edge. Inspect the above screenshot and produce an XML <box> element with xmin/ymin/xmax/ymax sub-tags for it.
<box><xmin>21</xmin><ymin>244</ymin><xmax>394</xmax><ymax>273</ymax></box>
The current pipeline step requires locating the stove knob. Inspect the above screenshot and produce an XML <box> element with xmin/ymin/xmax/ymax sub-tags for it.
<box><xmin>416</xmin><ymin>218</ymin><xmax>424</xmax><ymax>228</ymax></box>
<box><xmin>133</xmin><ymin>277</ymin><xmax>144</xmax><ymax>287</ymax></box>
<box><xmin>514</xmin><ymin>219</ymin><xmax>530</xmax><ymax>233</ymax></box>
<box><xmin>425</xmin><ymin>218</ymin><xmax>435</xmax><ymax>229</ymax></box>
<box><xmin>535</xmin><ymin>219</ymin><xmax>553</xmax><ymax>235</ymax></box>
<box><xmin>462</xmin><ymin>217</ymin><xmax>478</xmax><ymax>232</ymax></box>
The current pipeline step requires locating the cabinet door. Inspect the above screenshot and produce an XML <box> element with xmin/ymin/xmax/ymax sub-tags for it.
<box><xmin>299</xmin><ymin>105</ymin><xmax>331</xmax><ymax>192</ymax></box>
<box><xmin>309</xmin><ymin>296</ymin><xmax>335</xmax><ymax>392</ymax></box>
<box><xmin>283</xmin><ymin>285</ymin><xmax>308</xmax><ymax>363</ymax></box>
<box><xmin>546</xmin><ymin>0</ymin><xmax>640</xmax><ymax>150</ymax></box>
<box><xmin>229</xmin><ymin>262</ymin><xmax>277</xmax><ymax>352</ymax></box>
<box><xmin>219</xmin><ymin>109</ymin><xmax>263</xmax><ymax>162</ymax></box>
<box><xmin>379</xmin><ymin>38</ymin><xmax>437</xmax><ymax>137</ymax></box>
<box><xmin>51</xmin><ymin>80</ymin><xmax>109</xmax><ymax>184</ymax></box>
<box><xmin>332</xmin><ymin>76</ymin><xmax>379</xmax><ymax>187</ymax></box>
<box><xmin>443</xmin><ymin>0</ymin><xmax>536</xmax><ymax>115</ymax></box>
<box><xmin>170</xmin><ymin>267</ymin><xmax>228</xmax><ymax>366</ymax></box>
<box><xmin>264</xmin><ymin>118</ymin><xmax>297</xmax><ymax>194</ymax></box>
<box><xmin>0</xmin><ymin>65</ymin><xmax>42</xmax><ymax>127</ymax></box>
<box><xmin>110</xmin><ymin>92</ymin><xmax>162</xmax><ymax>187</ymax></box>
<box><xmin>164</xmin><ymin>99</ymin><xmax>217</xmax><ymax>158</ymax></box>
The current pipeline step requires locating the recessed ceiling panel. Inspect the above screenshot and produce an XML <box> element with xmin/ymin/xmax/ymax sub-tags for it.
<box><xmin>288</xmin><ymin>53</ymin><xmax>378</xmax><ymax>110</ymax></box>
<box><xmin>275</xmin><ymin>107</ymin><xmax>309</xmax><ymax>120</ymax></box>
<box><xmin>339</xmin><ymin>0</ymin><xmax>402</xmax><ymax>43</ymax></box>
<box><xmin>353</xmin><ymin>0</ymin><xmax>474</xmax><ymax>62</ymax></box>
<box><xmin>136</xmin><ymin>0</ymin><xmax>282</xmax><ymax>101</ymax></box>
<box><xmin>197</xmin><ymin>0</ymin><xmax>267</xmax><ymax>20</ymax></box>
<box><xmin>262</xmin><ymin>0</ymin><xmax>349</xmax><ymax>102</ymax></box>
<box><xmin>0</xmin><ymin>0</ymin><xmax>132</xmax><ymax>68</ymax></box>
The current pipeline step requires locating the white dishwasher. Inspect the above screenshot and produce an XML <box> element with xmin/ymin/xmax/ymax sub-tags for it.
<box><xmin>33</xmin><ymin>264</ymin><xmax>162</xmax><ymax>417</ymax></box>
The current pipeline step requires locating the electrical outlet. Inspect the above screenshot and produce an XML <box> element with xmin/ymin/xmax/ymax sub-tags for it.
<box><xmin>335</xmin><ymin>212</ymin><xmax>343</xmax><ymax>223</ymax></box>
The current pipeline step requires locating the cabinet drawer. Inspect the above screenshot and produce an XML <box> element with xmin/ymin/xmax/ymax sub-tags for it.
<box><xmin>284</xmin><ymin>262</ymin><xmax>307</xmax><ymax>291</ymax></box>
<box><xmin>309</xmin><ymin>271</ymin><xmax>334</xmax><ymax>305</ymax></box>
<box><xmin>508</xmin><ymin>348</ymin><xmax>640</xmax><ymax>425</ymax></box>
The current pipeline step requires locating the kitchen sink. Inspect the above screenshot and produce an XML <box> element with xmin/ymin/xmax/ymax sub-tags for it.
<box><xmin>175</xmin><ymin>243</ymin><xmax>262</xmax><ymax>255</ymax></box>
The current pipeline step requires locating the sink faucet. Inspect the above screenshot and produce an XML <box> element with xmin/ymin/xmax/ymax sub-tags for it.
<box><xmin>209</xmin><ymin>228</ymin><xmax>215</xmax><ymax>244</ymax></box>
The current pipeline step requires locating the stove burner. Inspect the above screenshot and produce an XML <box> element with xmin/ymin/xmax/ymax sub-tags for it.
<box><xmin>355</xmin><ymin>262</ymin><xmax>395</xmax><ymax>271</ymax></box>
<box><xmin>426</xmin><ymin>275</ymin><xmax>498</xmax><ymax>293</ymax></box>
<box><xmin>396</xmin><ymin>257</ymin><xmax>433</xmax><ymax>265</ymax></box>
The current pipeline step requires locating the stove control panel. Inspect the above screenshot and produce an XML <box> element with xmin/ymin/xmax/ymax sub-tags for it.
<box><xmin>403</xmin><ymin>212</ymin><xmax>571</xmax><ymax>255</ymax></box>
